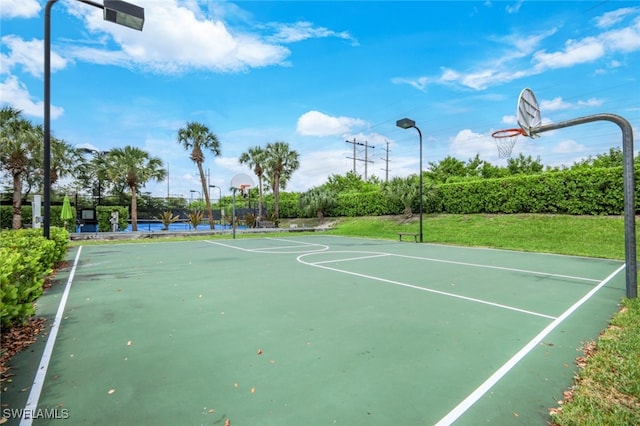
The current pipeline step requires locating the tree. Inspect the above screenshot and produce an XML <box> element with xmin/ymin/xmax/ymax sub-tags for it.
<box><xmin>177</xmin><ymin>122</ymin><xmax>221</xmax><ymax>229</ymax></box>
<box><xmin>239</xmin><ymin>146</ymin><xmax>267</xmax><ymax>221</ymax></box>
<box><xmin>50</xmin><ymin>137</ymin><xmax>82</xmax><ymax>186</ymax></box>
<box><xmin>324</xmin><ymin>171</ymin><xmax>379</xmax><ymax>193</ymax></box>
<box><xmin>103</xmin><ymin>146</ymin><xmax>165</xmax><ymax>231</ymax></box>
<box><xmin>506</xmin><ymin>153</ymin><xmax>544</xmax><ymax>175</ymax></box>
<box><xmin>0</xmin><ymin>107</ymin><xmax>41</xmax><ymax>229</ymax></box>
<box><xmin>572</xmin><ymin>147</ymin><xmax>624</xmax><ymax>169</ymax></box>
<box><xmin>264</xmin><ymin>141</ymin><xmax>300</xmax><ymax>220</ymax></box>
<box><xmin>299</xmin><ymin>187</ymin><xmax>336</xmax><ymax>220</ymax></box>
<box><xmin>427</xmin><ymin>156</ymin><xmax>467</xmax><ymax>183</ymax></box>
<box><xmin>384</xmin><ymin>176</ymin><xmax>419</xmax><ymax>217</ymax></box>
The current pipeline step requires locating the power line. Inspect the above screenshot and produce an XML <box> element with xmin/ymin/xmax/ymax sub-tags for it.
<box><xmin>345</xmin><ymin>138</ymin><xmax>376</xmax><ymax>180</ymax></box>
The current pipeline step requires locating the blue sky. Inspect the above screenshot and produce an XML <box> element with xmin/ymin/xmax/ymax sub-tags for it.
<box><xmin>1</xmin><ymin>1</ymin><xmax>639</xmax><ymax>199</ymax></box>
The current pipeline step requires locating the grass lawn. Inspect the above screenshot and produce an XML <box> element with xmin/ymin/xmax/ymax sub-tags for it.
<box><xmin>53</xmin><ymin>213</ymin><xmax>640</xmax><ymax>423</ymax></box>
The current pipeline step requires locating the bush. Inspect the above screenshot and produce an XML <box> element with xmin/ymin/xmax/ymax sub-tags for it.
<box><xmin>0</xmin><ymin>227</ymin><xmax>68</xmax><ymax>327</ymax></box>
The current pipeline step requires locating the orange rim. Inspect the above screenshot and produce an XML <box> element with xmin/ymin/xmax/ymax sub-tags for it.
<box><xmin>491</xmin><ymin>128</ymin><xmax>525</xmax><ymax>138</ymax></box>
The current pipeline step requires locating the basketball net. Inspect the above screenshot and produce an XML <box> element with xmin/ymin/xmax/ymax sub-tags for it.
<box><xmin>491</xmin><ymin>128</ymin><xmax>525</xmax><ymax>158</ymax></box>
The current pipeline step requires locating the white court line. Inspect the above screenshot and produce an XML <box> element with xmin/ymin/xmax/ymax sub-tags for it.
<box><xmin>266</xmin><ymin>237</ymin><xmax>329</xmax><ymax>247</ymax></box>
<box><xmin>205</xmin><ymin>240</ymin><xmax>259</xmax><ymax>252</ymax></box>
<box><xmin>297</xmin><ymin>254</ymin><xmax>557</xmax><ymax>320</ymax></box>
<box><xmin>434</xmin><ymin>263</ymin><xmax>625</xmax><ymax>426</ymax></box>
<box><xmin>312</xmin><ymin>253</ymin><xmax>392</xmax><ymax>264</ymax></box>
<box><xmin>205</xmin><ymin>239</ymin><xmax>328</xmax><ymax>253</ymax></box>
<box><xmin>394</xmin><ymin>253</ymin><xmax>601</xmax><ymax>283</ymax></box>
<box><xmin>20</xmin><ymin>247</ymin><xmax>83</xmax><ymax>426</ymax></box>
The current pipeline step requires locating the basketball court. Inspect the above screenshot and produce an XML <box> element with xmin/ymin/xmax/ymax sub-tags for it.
<box><xmin>2</xmin><ymin>235</ymin><xmax>626</xmax><ymax>425</ymax></box>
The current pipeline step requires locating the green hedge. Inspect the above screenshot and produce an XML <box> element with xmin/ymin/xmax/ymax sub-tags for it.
<box><xmin>0</xmin><ymin>227</ymin><xmax>69</xmax><ymax>327</ymax></box>
<box><xmin>435</xmin><ymin>167</ymin><xmax>632</xmax><ymax>215</ymax></box>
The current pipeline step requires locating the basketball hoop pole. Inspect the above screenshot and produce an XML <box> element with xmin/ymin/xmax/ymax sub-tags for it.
<box><xmin>533</xmin><ymin>113</ymin><xmax>636</xmax><ymax>298</ymax></box>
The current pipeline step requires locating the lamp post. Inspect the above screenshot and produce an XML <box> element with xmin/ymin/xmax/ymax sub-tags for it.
<box><xmin>43</xmin><ymin>0</ymin><xmax>144</xmax><ymax>238</ymax></box>
<box><xmin>209</xmin><ymin>185</ymin><xmax>222</xmax><ymax>224</ymax></box>
<box><xmin>396</xmin><ymin>118</ymin><xmax>423</xmax><ymax>243</ymax></box>
<box><xmin>189</xmin><ymin>189</ymin><xmax>202</xmax><ymax>203</ymax></box>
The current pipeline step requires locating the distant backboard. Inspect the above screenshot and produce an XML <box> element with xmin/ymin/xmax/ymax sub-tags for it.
<box><xmin>230</xmin><ymin>173</ymin><xmax>254</xmax><ymax>190</ymax></box>
<box><xmin>517</xmin><ymin>88</ymin><xmax>542</xmax><ymax>137</ymax></box>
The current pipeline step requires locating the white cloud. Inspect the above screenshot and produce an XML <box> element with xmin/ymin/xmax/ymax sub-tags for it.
<box><xmin>502</xmin><ymin>115</ymin><xmax>517</xmax><ymax>125</ymax></box>
<box><xmin>296</xmin><ymin>111</ymin><xmax>367</xmax><ymax>137</ymax></box>
<box><xmin>540</xmin><ymin>96</ymin><xmax>604</xmax><ymax>112</ymax></box>
<box><xmin>595</xmin><ymin>7</ymin><xmax>639</xmax><ymax>28</ymax></box>
<box><xmin>266</xmin><ymin>21</ymin><xmax>358</xmax><ymax>46</ymax></box>
<box><xmin>0</xmin><ymin>0</ymin><xmax>40</xmax><ymax>19</ymax></box>
<box><xmin>449</xmin><ymin>129</ymin><xmax>497</xmax><ymax>160</ymax></box>
<box><xmin>533</xmin><ymin>37</ymin><xmax>605</xmax><ymax>70</ymax></box>
<box><xmin>394</xmin><ymin>7</ymin><xmax>640</xmax><ymax>92</ymax></box>
<box><xmin>505</xmin><ymin>0</ymin><xmax>524</xmax><ymax>15</ymax></box>
<box><xmin>0</xmin><ymin>75</ymin><xmax>64</xmax><ymax>119</ymax></box>
<box><xmin>71</xmin><ymin>1</ymin><xmax>289</xmax><ymax>73</ymax></box>
<box><xmin>540</xmin><ymin>97</ymin><xmax>571</xmax><ymax>112</ymax></box>
<box><xmin>552</xmin><ymin>139</ymin><xmax>586</xmax><ymax>154</ymax></box>
<box><xmin>55</xmin><ymin>0</ymin><xmax>357</xmax><ymax>74</ymax></box>
<box><xmin>1</xmin><ymin>35</ymin><xmax>67</xmax><ymax>77</ymax></box>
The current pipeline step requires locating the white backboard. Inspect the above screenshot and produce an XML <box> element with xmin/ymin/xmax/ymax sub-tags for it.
<box><xmin>517</xmin><ymin>88</ymin><xmax>542</xmax><ymax>137</ymax></box>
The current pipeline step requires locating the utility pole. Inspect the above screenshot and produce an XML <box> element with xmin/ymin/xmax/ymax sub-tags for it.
<box><xmin>345</xmin><ymin>138</ymin><xmax>357</xmax><ymax>173</ymax></box>
<box><xmin>380</xmin><ymin>140</ymin><xmax>391</xmax><ymax>182</ymax></box>
<box><xmin>345</xmin><ymin>138</ymin><xmax>375</xmax><ymax>179</ymax></box>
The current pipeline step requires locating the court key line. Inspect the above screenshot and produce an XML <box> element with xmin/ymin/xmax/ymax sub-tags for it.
<box><xmin>434</xmin><ymin>263</ymin><xmax>625</xmax><ymax>426</ymax></box>
<box><xmin>20</xmin><ymin>247</ymin><xmax>83</xmax><ymax>426</ymax></box>
<box><xmin>205</xmin><ymin>239</ymin><xmax>329</xmax><ymax>253</ymax></box>
<box><xmin>296</xmin><ymin>253</ymin><xmax>557</xmax><ymax>320</ymax></box>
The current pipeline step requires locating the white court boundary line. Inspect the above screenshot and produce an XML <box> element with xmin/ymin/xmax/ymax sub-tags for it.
<box><xmin>297</xmin><ymin>251</ymin><xmax>557</xmax><ymax>320</ymax></box>
<box><xmin>434</xmin><ymin>263</ymin><xmax>625</xmax><ymax>426</ymax></box>
<box><xmin>205</xmin><ymin>238</ymin><xmax>329</xmax><ymax>254</ymax></box>
<box><xmin>20</xmin><ymin>247</ymin><xmax>83</xmax><ymax>426</ymax></box>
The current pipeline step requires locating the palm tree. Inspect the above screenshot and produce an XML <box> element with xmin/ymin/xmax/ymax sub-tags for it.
<box><xmin>0</xmin><ymin>107</ymin><xmax>41</xmax><ymax>229</ymax></box>
<box><xmin>299</xmin><ymin>187</ymin><xmax>336</xmax><ymax>221</ymax></box>
<box><xmin>385</xmin><ymin>176</ymin><xmax>419</xmax><ymax>217</ymax></box>
<box><xmin>103</xmin><ymin>146</ymin><xmax>165</xmax><ymax>231</ymax></box>
<box><xmin>384</xmin><ymin>175</ymin><xmax>437</xmax><ymax>218</ymax></box>
<box><xmin>239</xmin><ymin>146</ymin><xmax>267</xmax><ymax>221</ymax></box>
<box><xmin>264</xmin><ymin>141</ymin><xmax>300</xmax><ymax>220</ymax></box>
<box><xmin>50</xmin><ymin>137</ymin><xmax>82</xmax><ymax>186</ymax></box>
<box><xmin>177</xmin><ymin>122</ymin><xmax>221</xmax><ymax>229</ymax></box>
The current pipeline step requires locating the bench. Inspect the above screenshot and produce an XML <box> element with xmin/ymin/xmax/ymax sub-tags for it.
<box><xmin>398</xmin><ymin>232</ymin><xmax>418</xmax><ymax>242</ymax></box>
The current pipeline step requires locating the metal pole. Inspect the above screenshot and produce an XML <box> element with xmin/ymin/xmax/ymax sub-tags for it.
<box><xmin>416</xmin><ymin>126</ymin><xmax>423</xmax><ymax>243</ymax></box>
<box><xmin>232</xmin><ymin>189</ymin><xmax>237</xmax><ymax>239</ymax></box>
<box><xmin>535</xmin><ymin>114</ymin><xmax>636</xmax><ymax>298</ymax></box>
<box><xmin>43</xmin><ymin>1</ymin><xmax>59</xmax><ymax>239</ymax></box>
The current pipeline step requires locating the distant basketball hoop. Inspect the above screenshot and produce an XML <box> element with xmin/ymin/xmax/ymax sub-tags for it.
<box><xmin>230</xmin><ymin>173</ymin><xmax>254</xmax><ymax>239</ymax></box>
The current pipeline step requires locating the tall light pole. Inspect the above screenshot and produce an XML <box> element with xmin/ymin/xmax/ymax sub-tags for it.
<box><xmin>43</xmin><ymin>0</ymin><xmax>144</xmax><ymax>238</ymax></box>
<box><xmin>396</xmin><ymin>118</ymin><xmax>423</xmax><ymax>243</ymax></box>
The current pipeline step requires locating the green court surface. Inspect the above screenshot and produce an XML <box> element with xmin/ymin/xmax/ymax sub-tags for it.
<box><xmin>1</xmin><ymin>235</ymin><xmax>626</xmax><ymax>425</ymax></box>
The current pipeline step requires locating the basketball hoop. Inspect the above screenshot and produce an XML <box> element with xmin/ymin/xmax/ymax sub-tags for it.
<box><xmin>491</xmin><ymin>128</ymin><xmax>526</xmax><ymax>158</ymax></box>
